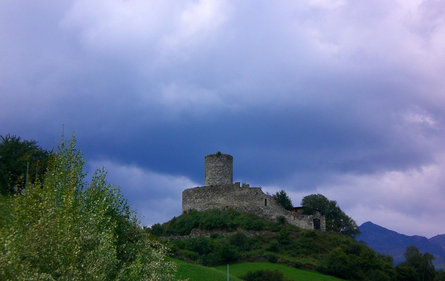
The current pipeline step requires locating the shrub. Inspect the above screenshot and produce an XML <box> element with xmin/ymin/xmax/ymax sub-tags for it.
<box><xmin>242</xmin><ymin>269</ymin><xmax>286</xmax><ymax>281</ymax></box>
<box><xmin>267</xmin><ymin>241</ymin><xmax>280</xmax><ymax>252</ymax></box>
<box><xmin>150</xmin><ymin>223</ymin><xmax>163</xmax><ymax>236</ymax></box>
<box><xmin>278</xmin><ymin>229</ymin><xmax>291</xmax><ymax>245</ymax></box>
<box><xmin>277</xmin><ymin>216</ymin><xmax>287</xmax><ymax>225</ymax></box>
<box><xmin>158</xmin><ymin>208</ymin><xmax>279</xmax><ymax>235</ymax></box>
<box><xmin>217</xmin><ymin>242</ymin><xmax>239</xmax><ymax>264</ymax></box>
<box><xmin>230</xmin><ymin>232</ymin><xmax>248</xmax><ymax>250</ymax></box>
<box><xmin>184</xmin><ymin>238</ymin><xmax>214</xmax><ymax>256</ymax></box>
<box><xmin>267</xmin><ymin>254</ymin><xmax>278</xmax><ymax>263</ymax></box>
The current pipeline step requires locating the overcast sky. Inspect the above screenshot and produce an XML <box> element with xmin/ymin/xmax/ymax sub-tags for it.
<box><xmin>1</xmin><ymin>0</ymin><xmax>445</xmax><ymax>237</ymax></box>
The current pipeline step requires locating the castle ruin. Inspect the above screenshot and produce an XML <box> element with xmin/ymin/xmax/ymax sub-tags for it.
<box><xmin>182</xmin><ymin>152</ymin><xmax>326</xmax><ymax>231</ymax></box>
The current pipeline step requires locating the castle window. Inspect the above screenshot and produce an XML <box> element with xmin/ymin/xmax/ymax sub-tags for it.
<box><xmin>265</xmin><ymin>198</ymin><xmax>268</xmax><ymax>206</ymax></box>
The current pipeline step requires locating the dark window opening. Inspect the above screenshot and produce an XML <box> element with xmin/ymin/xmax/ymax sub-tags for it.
<box><xmin>265</xmin><ymin>198</ymin><xmax>268</xmax><ymax>206</ymax></box>
<box><xmin>313</xmin><ymin>218</ymin><xmax>321</xmax><ymax>230</ymax></box>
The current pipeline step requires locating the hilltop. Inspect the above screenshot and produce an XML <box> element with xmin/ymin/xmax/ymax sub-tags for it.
<box><xmin>149</xmin><ymin>209</ymin><xmax>396</xmax><ymax>281</ymax></box>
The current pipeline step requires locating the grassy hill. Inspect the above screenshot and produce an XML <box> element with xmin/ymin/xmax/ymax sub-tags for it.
<box><xmin>150</xmin><ymin>209</ymin><xmax>397</xmax><ymax>281</ymax></box>
<box><xmin>174</xmin><ymin>258</ymin><xmax>243</xmax><ymax>281</ymax></box>
<box><xmin>215</xmin><ymin>262</ymin><xmax>345</xmax><ymax>281</ymax></box>
<box><xmin>173</xmin><ymin>258</ymin><xmax>345</xmax><ymax>281</ymax></box>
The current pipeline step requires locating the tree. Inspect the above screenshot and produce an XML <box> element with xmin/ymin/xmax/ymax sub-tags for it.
<box><xmin>301</xmin><ymin>194</ymin><xmax>360</xmax><ymax>237</ymax></box>
<box><xmin>435</xmin><ymin>270</ymin><xmax>445</xmax><ymax>281</ymax></box>
<box><xmin>0</xmin><ymin>134</ymin><xmax>51</xmax><ymax>195</ymax></box>
<box><xmin>273</xmin><ymin>190</ymin><xmax>293</xmax><ymax>210</ymax></box>
<box><xmin>0</xmin><ymin>136</ymin><xmax>177</xmax><ymax>280</ymax></box>
<box><xmin>395</xmin><ymin>246</ymin><xmax>436</xmax><ymax>281</ymax></box>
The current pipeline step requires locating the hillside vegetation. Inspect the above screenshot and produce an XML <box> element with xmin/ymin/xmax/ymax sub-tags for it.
<box><xmin>0</xmin><ymin>137</ymin><xmax>177</xmax><ymax>280</ymax></box>
<box><xmin>173</xmin><ymin>258</ymin><xmax>243</xmax><ymax>281</ymax></box>
<box><xmin>173</xmin><ymin>258</ymin><xmax>346</xmax><ymax>281</ymax></box>
<box><xmin>150</xmin><ymin>209</ymin><xmax>396</xmax><ymax>281</ymax></box>
<box><xmin>215</xmin><ymin>262</ymin><xmax>345</xmax><ymax>281</ymax></box>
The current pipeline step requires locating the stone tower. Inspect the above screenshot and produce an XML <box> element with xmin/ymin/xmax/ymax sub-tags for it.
<box><xmin>204</xmin><ymin>152</ymin><xmax>233</xmax><ymax>186</ymax></box>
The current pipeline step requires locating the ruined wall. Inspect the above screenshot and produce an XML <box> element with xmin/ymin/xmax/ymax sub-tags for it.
<box><xmin>205</xmin><ymin>153</ymin><xmax>233</xmax><ymax>186</ymax></box>
<box><xmin>182</xmin><ymin>183</ymin><xmax>325</xmax><ymax>231</ymax></box>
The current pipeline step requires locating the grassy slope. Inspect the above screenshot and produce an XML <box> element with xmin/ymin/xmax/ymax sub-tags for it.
<box><xmin>174</xmin><ymin>258</ymin><xmax>243</xmax><ymax>281</ymax></box>
<box><xmin>215</xmin><ymin>262</ymin><xmax>346</xmax><ymax>281</ymax></box>
<box><xmin>157</xmin><ymin>209</ymin><xmax>396</xmax><ymax>280</ymax></box>
<box><xmin>174</xmin><ymin>258</ymin><xmax>345</xmax><ymax>281</ymax></box>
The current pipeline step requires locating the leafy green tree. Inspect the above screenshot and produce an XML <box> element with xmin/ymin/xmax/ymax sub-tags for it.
<box><xmin>0</xmin><ymin>136</ymin><xmax>177</xmax><ymax>281</ymax></box>
<box><xmin>301</xmin><ymin>194</ymin><xmax>360</xmax><ymax>237</ymax></box>
<box><xmin>320</xmin><ymin>244</ymin><xmax>396</xmax><ymax>281</ymax></box>
<box><xmin>273</xmin><ymin>190</ymin><xmax>293</xmax><ymax>210</ymax></box>
<box><xmin>0</xmin><ymin>134</ymin><xmax>51</xmax><ymax>195</ymax></box>
<box><xmin>396</xmin><ymin>263</ymin><xmax>420</xmax><ymax>281</ymax></box>
<box><xmin>396</xmin><ymin>246</ymin><xmax>436</xmax><ymax>281</ymax></box>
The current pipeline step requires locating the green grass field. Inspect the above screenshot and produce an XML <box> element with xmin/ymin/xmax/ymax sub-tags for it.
<box><xmin>174</xmin><ymin>259</ymin><xmax>243</xmax><ymax>281</ymax></box>
<box><xmin>174</xmin><ymin>259</ymin><xmax>345</xmax><ymax>281</ymax></box>
<box><xmin>214</xmin><ymin>262</ymin><xmax>345</xmax><ymax>281</ymax></box>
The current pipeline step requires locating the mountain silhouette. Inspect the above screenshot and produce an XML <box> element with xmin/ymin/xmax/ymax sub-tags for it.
<box><xmin>356</xmin><ymin>221</ymin><xmax>445</xmax><ymax>269</ymax></box>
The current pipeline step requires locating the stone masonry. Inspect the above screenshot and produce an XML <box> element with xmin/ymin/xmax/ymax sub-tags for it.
<box><xmin>204</xmin><ymin>152</ymin><xmax>233</xmax><ymax>186</ymax></box>
<box><xmin>182</xmin><ymin>153</ymin><xmax>326</xmax><ymax>231</ymax></box>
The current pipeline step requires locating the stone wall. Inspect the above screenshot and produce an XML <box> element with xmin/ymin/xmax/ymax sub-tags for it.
<box><xmin>182</xmin><ymin>182</ymin><xmax>325</xmax><ymax>231</ymax></box>
<box><xmin>204</xmin><ymin>153</ymin><xmax>233</xmax><ymax>186</ymax></box>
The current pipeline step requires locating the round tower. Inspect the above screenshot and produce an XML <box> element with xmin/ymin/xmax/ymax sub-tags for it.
<box><xmin>205</xmin><ymin>152</ymin><xmax>233</xmax><ymax>186</ymax></box>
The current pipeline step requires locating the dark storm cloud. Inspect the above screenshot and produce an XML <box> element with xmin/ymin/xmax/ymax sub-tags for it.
<box><xmin>1</xmin><ymin>0</ymin><xmax>445</xmax><ymax>236</ymax></box>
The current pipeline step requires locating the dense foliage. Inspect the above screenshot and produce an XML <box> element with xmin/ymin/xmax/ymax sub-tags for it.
<box><xmin>150</xmin><ymin>208</ymin><xmax>281</xmax><ymax>236</ymax></box>
<box><xmin>395</xmin><ymin>246</ymin><xmax>436</xmax><ymax>281</ymax></box>
<box><xmin>273</xmin><ymin>190</ymin><xmax>293</xmax><ymax>211</ymax></box>
<box><xmin>301</xmin><ymin>194</ymin><xmax>360</xmax><ymax>237</ymax></box>
<box><xmin>0</xmin><ymin>135</ymin><xmax>51</xmax><ymax>195</ymax></box>
<box><xmin>152</xmin><ymin>209</ymin><xmax>397</xmax><ymax>280</ymax></box>
<box><xmin>436</xmin><ymin>270</ymin><xmax>445</xmax><ymax>281</ymax></box>
<box><xmin>242</xmin><ymin>269</ymin><xmax>287</xmax><ymax>281</ymax></box>
<box><xmin>0</xmin><ymin>136</ymin><xmax>176</xmax><ymax>280</ymax></box>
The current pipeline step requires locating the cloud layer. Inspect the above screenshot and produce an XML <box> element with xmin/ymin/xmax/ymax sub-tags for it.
<box><xmin>89</xmin><ymin>160</ymin><xmax>197</xmax><ymax>226</ymax></box>
<box><xmin>1</xmin><ymin>0</ymin><xmax>445</xmax><ymax>237</ymax></box>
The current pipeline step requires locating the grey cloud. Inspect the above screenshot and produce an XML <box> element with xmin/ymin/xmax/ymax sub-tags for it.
<box><xmin>89</xmin><ymin>160</ymin><xmax>198</xmax><ymax>226</ymax></box>
<box><xmin>1</xmin><ymin>0</ymin><xmax>445</xmax><ymax>236</ymax></box>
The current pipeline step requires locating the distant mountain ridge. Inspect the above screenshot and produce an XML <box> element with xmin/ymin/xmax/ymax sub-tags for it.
<box><xmin>356</xmin><ymin>221</ymin><xmax>445</xmax><ymax>269</ymax></box>
<box><xmin>430</xmin><ymin>234</ymin><xmax>445</xmax><ymax>252</ymax></box>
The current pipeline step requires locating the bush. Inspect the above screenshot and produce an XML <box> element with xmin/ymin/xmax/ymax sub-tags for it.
<box><xmin>277</xmin><ymin>216</ymin><xmax>287</xmax><ymax>225</ymax></box>
<box><xmin>184</xmin><ymin>238</ymin><xmax>214</xmax><ymax>256</ymax></box>
<box><xmin>218</xmin><ymin>243</ymin><xmax>239</xmax><ymax>264</ymax></box>
<box><xmin>242</xmin><ymin>269</ymin><xmax>286</xmax><ymax>281</ymax></box>
<box><xmin>278</xmin><ymin>229</ymin><xmax>291</xmax><ymax>245</ymax></box>
<box><xmin>320</xmin><ymin>248</ymin><xmax>352</xmax><ymax>279</ymax></box>
<box><xmin>150</xmin><ymin>223</ymin><xmax>163</xmax><ymax>236</ymax></box>
<box><xmin>267</xmin><ymin>254</ymin><xmax>278</xmax><ymax>263</ymax></box>
<box><xmin>230</xmin><ymin>232</ymin><xmax>248</xmax><ymax>250</ymax></box>
<box><xmin>267</xmin><ymin>241</ymin><xmax>279</xmax><ymax>252</ymax></box>
<box><xmin>319</xmin><ymin>245</ymin><xmax>396</xmax><ymax>281</ymax></box>
<box><xmin>158</xmin><ymin>208</ymin><xmax>279</xmax><ymax>235</ymax></box>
